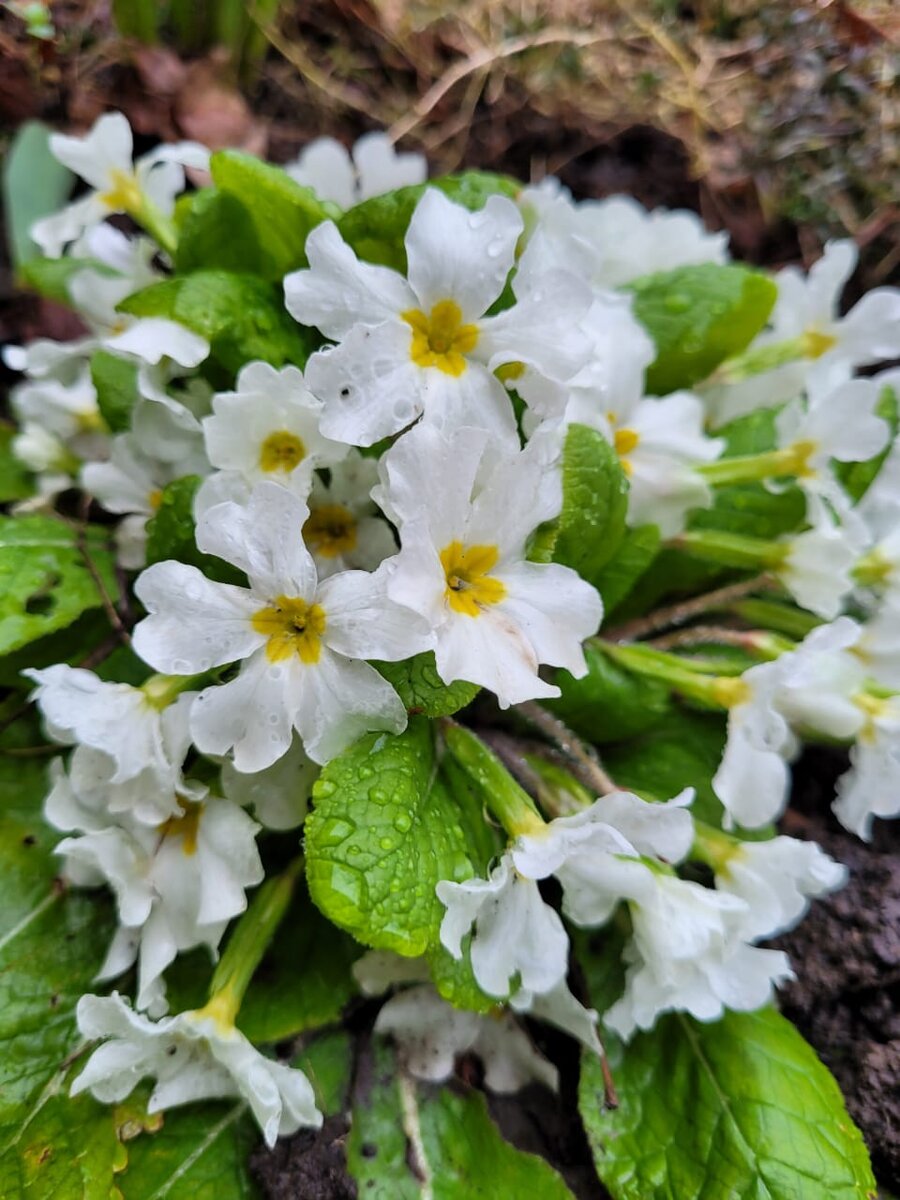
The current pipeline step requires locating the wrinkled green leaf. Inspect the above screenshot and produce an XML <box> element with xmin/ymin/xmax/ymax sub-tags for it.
<box><xmin>0</xmin><ymin>515</ymin><xmax>119</xmax><ymax>656</ymax></box>
<box><xmin>579</xmin><ymin>1007</ymin><xmax>876</xmax><ymax>1200</ymax></box>
<box><xmin>553</xmin><ymin>424</ymin><xmax>629</xmax><ymax>588</ymax></box>
<box><xmin>210</xmin><ymin>151</ymin><xmax>337</xmax><ymax>280</ymax></box>
<box><xmin>305</xmin><ymin>719</ymin><xmax>484</xmax><ymax>958</ymax></box>
<box><xmin>629</xmin><ymin>264</ymin><xmax>777</xmax><ymax>394</ymax></box>
<box><xmin>347</xmin><ymin>1041</ymin><xmax>575</xmax><ymax>1198</ymax></box>
<box><xmin>144</xmin><ymin>476</ymin><xmax>244</xmax><ymax>586</ymax></box>
<box><xmin>596</xmin><ymin>524</ymin><xmax>660</xmax><ymax>615</ymax></box>
<box><xmin>118</xmin><ymin>271</ymin><xmax>318</xmax><ymax>379</ymax></box>
<box><xmin>19</xmin><ymin>257</ymin><xmax>116</xmax><ymax>307</ymax></box>
<box><xmin>337</xmin><ymin>171</ymin><xmax>520</xmax><ymax>271</ymax></box>
<box><xmin>3</xmin><ymin>122</ymin><xmax>72</xmax><ymax>268</ymax></box>
<box><xmin>372</xmin><ymin>652</ymin><xmax>479</xmax><ymax>717</ymax></box>
<box><xmin>0</xmin><ymin>423</ymin><xmax>34</xmax><ymax>502</ymax></box>
<box><xmin>547</xmin><ymin>641</ymin><xmax>671</xmax><ymax>743</ymax></box>
<box><xmin>174</xmin><ymin>188</ymin><xmax>263</xmax><ymax>275</ymax></box>
<box><xmin>90</xmin><ymin>350</ymin><xmax>140</xmax><ymax>435</ymax></box>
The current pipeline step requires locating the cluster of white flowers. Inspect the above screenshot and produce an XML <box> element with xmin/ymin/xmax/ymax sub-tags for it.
<box><xmin>8</xmin><ymin>111</ymin><xmax>900</xmax><ymax>1145</ymax></box>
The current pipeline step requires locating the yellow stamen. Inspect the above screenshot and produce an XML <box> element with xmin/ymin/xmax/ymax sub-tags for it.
<box><xmin>148</xmin><ymin>489</ymin><xmax>163</xmax><ymax>511</ymax></box>
<box><xmin>259</xmin><ymin>430</ymin><xmax>306</xmax><ymax>474</ymax></box>
<box><xmin>789</xmin><ymin>438</ymin><xmax>818</xmax><ymax>478</ymax></box>
<box><xmin>303</xmin><ymin>504</ymin><xmax>358</xmax><ymax>559</ymax></box>
<box><xmin>158</xmin><ymin>800</ymin><xmax>204</xmax><ymax>856</ymax></box>
<box><xmin>252</xmin><ymin>595</ymin><xmax>326</xmax><ymax>663</ymax></box>
<box><xmin>98</xmin><ymin>167</ymin><xmax>143</xmax><ymax>214</ymax></box>
<box><xmin>403</xmin><ymin>300</ymin><xmax>479</xmax><ymax>377</ymax></box>
<box><xmin>613</xmin><ymin>426</ymin><xmax>640</xmax><ymax>476</ymax></box>
<box><xmin>439</xmin><ymin>541</ymin><xmax>507</xmax><ymax>617</ymax></box>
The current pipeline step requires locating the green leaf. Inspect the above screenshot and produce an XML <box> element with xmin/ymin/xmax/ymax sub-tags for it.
<box><xmin>0</xmin><ymin>1088</ymin><xmax>128</xmax><ymax>1200</ymax></box>
<box><xmin>0</xmin><ymin>515</ymin><xmax>119</xmax><ymax>656</ymax></box>
<box><xmin>235</xmin><ymin>889</ymin><xmax>359</xmax><ymax>1044</ymax></box>
<box><xmin>552</xmin><ymin>424</ymin><xmax>629</xmax><ymax>588</ymax></box>
<box><xmin>0</xmin><ymin>741</ymin><xmax>118</xmax><ymax>1181</ymax></box>
<box><xmin>305</xmin><ymin>718</ymin><xmax>483</xmax><ymax>958</ymax></box>
<box><xmin>0</xmin><ymin>611</ymin><xmax>112</xmax><ymax>689</ymax></box>
<box><xmin>372</xmin><ymin>652</ymin><xmax>479</xmax><ymax>717</ymax></box>
<box><xmin>337</xmin><ymin>171</ymin><xmax>520</xmax><ymax>271</ymax></box>
<box><xmin>347</xmin><ymin>1040</ymin><xmax>575</xmax><ymax>1198</ymax></box>
<box><xmin>547</xmin><ymin>641</ymin><xmax>671</xmax><ymax>743</ymax></box>
<box><xmin>595</xmin><ymin>524</ymin><xmax>660</xmax><ymax>615</ymax></box>
<box><xmin>144</xmin><ymin>476</ymin><xmax>245</xmax><ymax>586</ymax></box>
<box><xmin>118</xmin><ymin>271</ymin><xmax>318</xmax><ymax>379</ymax></box>
<box><xmin>628</xmin><ymin>264</ymin><xmax>778</xmax><ymax>394</ymax></box>
<box><xmin>0</xmin><ymin>422</ymin><xmax>34</xmax><ymax>502</ymax></box>
<box><xmin>3</xmin><ymin>121</ymin><xmax>73</xmax><ymax>268</ymax></box>
<box><xmin>90</xmin><ymin>350</ymin><xmax>140</xmax><ymax>434</ymax></box>
<box><xmin>116</xmin><ymin>1102</ymin><xmax>261</xmax><ymax>1199</ymax></box>
<box><xmin>210</xmin><ymin>151</ymin><xmax>337</xmax><ymax>280</ymax></box>
<box><xmin>602</xmin><ymin>707</ymin><xmax>728</xmax><ymax>827</ymax></box>
<box><xmin>293</xmin><ymin>1031</ymin><xmax>354</xmax><ymax>1117</ymax></box>
<box><xmin>174</xmin><ymin>188</ymin><xmax>264</xmax><ymax>275</ymax></box>
<box><xmin>835</xmin><ymin>383</ymin><xmax>898</xmax><ymax>502</ymax></box>
<box><xmin>579</xmin><ymin>1007</ymin><xmax>877</xmax><ymax>1200</ymax></box>
<box><xmin>19</xmin><ymin>257</ymin><xmax>116</xmax><ymax>307</ymax></box>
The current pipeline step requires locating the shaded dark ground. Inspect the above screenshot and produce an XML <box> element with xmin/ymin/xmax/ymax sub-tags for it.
<box><xmin>1</xmin><ymin>2</ymin><xmax>898</xmax><ymax>1194</ymax></box>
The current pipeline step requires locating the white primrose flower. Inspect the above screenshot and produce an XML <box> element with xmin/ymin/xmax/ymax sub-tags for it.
<box><xmin>603</xmin><ymin>870</ymin><xmax>794</xmax><ymax>1039</ymax></box>
<box><xmin>72</xmin><ymin>993</ymin><xmax>320</xmax><ymax>1147</ymax></box>
<box><xmin>436</xmin><ymin>854</ymin><xmax>570</xmax><ymax>1000</ymax></box>
<box><xmin>31</xmin><ymin>111</ymin><xmax>209</xmax><ymax>257</ymax></box>
<box><xmin>10</xmin><ymin>368</ymin><xmax>104</xmax><ymax>444</ymax></box>
<box><xmin>377</xmin><ymin>424</ymin><xmax>603</xmax><ymax>707</ymax></box>
<box><xmin>133</xmin><ymin>481</ymin><xmax>430</xmax><ymax>770</ymax></box>
<box><xmin>285</xmin><ymin>132</ymin><xmax>427</xmax><ymax>208</ymax></box>
<box><xmin>711</xmin><ymin>618</ymin><xmax>880</xmax><ymax>830</ymax></box>
<box><xmin>705</xmin><ymin>242</ymin><xmax>900</xmax><ymax>425</ymax></box>
<box><xmin>776</xmin><ymin>517</ymin><xmax>859</xmax><ymax>620</ymax></box>
<box><xmin>199</xmin><ymin>362</ymin><xmax>347</xmax><ymax>500</ymax></box>
<box><xmin>57</xmin><ymin>792</ymin><xmax>263</xmax><ymax>1012</ymax></box>
<box><xmin>374</xmin><ymin>984</ymin><xmax>558</xmax><ymax>1093</ymax></box>
<box><xmin>519</xmin><ymin>180</ymin><xmax>729</xmax><ymax>289</ymax></box>
<box><xmin>285</xmin><ymin>188</ymin><xmax>592</xmax><ymax>447</ymax></box>
<box><xmin>220</xmin><ymin>736</ymin><xmax>317</xmax><ymax>830</ymax></box>
<box><xmin>834</xmin><ymin>697</ymin><xmax>900</xmax><ymax>840</ymax></box>
<box><xmin>511</xmin><ymin>789</ymin><xmax>695</xmax><ymax>926</ymax></box>
<box><xmin>26</xmin><ymin>666</ymin><xmax>198</xmax><ymax>788</ymax></box>
<box><xmin>852</xmin><ymin>598</ymin><xmax>900</xmax><ymax>691</ymax></box>
<box><xmin>82</xmin><ymin>427</ymin><xmax>209</xmax><ymax>569</ymax></box>
<box><xmin>508</xmin><ymin>978</ymin><xmax>603</xmax><ymax>1058</ymax></box>
<box><xmin>775</xmin><ymin>376</ymin><xmax>890</xmax><ymax>519</ymax></box>
<box><xmin>714</xmin><ymin>836</ymin><xmax>846</xmax><ymax>940</ymax></box>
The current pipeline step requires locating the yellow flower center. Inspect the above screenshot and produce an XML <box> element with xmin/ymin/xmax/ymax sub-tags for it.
<box><xmin>403</xmin><ymin>300</ymin><xmax>479</xmax><ymax>377</ymax></box>
<box><xmin>158</xmin><ymin>800</ymin><xmax>204</xmax><ymax>856</ymax></box>
<box><xmin>98</xmin><ymin>167</ymin><xmax>143</xmax><ymax>213</ymax></box>
<box><xmin>440</xmin><ymin>541</ymin><xmax>507</xmax><ymax>617</ymax></box>
<box><xmin>711</xmin><ymin>677</ymin><xmax>751</xmax><ymax>709</ymax></box>
<box><xmin>259</xmin><ymin>430</ymin><xmax>306</xmax><ymax>474</ymax></box>
<box><xmin>148</xmin><ymin>488</ymin><xmax>163</xmax><ymax>511</ymax></box>
<box><xmin>303</xmin><ymin>504</ymin><xmax>358</xmax><ymax>559</ymax></box>
<box><xmin>788</xmin><ymin>438</ymin><xmax>818</xmax><ymax>479</ymax></box>
<box><xmin>496</xmin><ymin>361</ymin><xmax>525</xmax><ymax>383</ymax></box>
<box><xmin>801</xmin><ymin>329</ymin><xmax>838</xmax><ymax>359</ymax></box>
<box><xmin>612</xmin><ymin>425</ymin><xmax>640</xmax><ymax>476</ymax></box>
<box><xmin>252</xmin><ymin>595</ymin><xmax>326</xmax><ymax>664</ymax></box>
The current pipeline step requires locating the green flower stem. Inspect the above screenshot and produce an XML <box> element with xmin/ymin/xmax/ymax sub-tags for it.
<box><xmin>731</xmin><ymin>598</ymin><xmax>821</xmax><ymax>640</ymax></box>
<box><xmin>523</xmin><ymin>752</ymin><xmax>594</xmax><ymax>817</ymax></box>
<box><xmin>141</xmin><ymin>671</ymin><xmax>209</xmax><ymax>710</ymax></box>
<box><xmin>669</xmin><ymin>528</ymin><xmax>788</xmax><ymax>571</ymax></box>
<box><xmin>690</xmin><ymin>820</ymin><xmax>738</xmax><ymax>873</ymax></box>
<box><xmin>204</xmin><ymin>856</ymin><xmax>304</xmax><ymax>1026</ymax></box>
<box><xmin>516</xmin><ymin>700</ymin><xmax>618</xmax><ymax>797</ymax></box>
<box><xmin>696</xmin><ymin>446</ymin><xmax>802</xmax><ymax>487</ymax></box>
<box><xmin>600</xmin><ymin>642</ymin><xmax>747</xmax><ymax>709</ymax></box>
<box><xmin>442</xmin><ymin>721</ymin><xmax>545</xmax><ymax>837</ymax></box>
<box><xmin>715</xmin><ymin>331</ymin><xmax>834</xmax><ymax>384</ymax></box>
